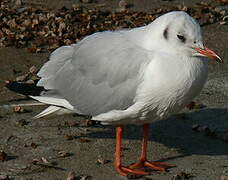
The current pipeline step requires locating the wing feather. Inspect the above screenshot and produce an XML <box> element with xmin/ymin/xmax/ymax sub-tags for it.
<box><xmin>37</xmin><ymin>30</ymin><xmax>151</xmax><ymax>115</ymax></box>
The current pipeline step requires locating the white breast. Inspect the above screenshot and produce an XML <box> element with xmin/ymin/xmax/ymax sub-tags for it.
<box><xmin>134</xmin><ymin>54</ymin><xmax>208</xmax><ymax>122</ymax></box>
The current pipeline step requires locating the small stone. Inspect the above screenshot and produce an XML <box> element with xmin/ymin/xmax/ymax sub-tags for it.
<box><xmin>220</xmin><ymin>21</ymin><xmax>228</xmax><ymax>25</ymax></box>
<box><xmin>0</xmin><ymin>175</ymin><xmax>10</xmax><ymax>180</ymax></box>
<box><xmin>64</xmin><ymin>135</ymin><xmax>74</xmax><ymax>140</ymax></box>
<box><xmin>78</xmin><ymin>138</ymin><xmax>90</xmax><ymax>143</ymax></box>
<box><xmin>172</xmin><ymin>174</ymin><xmax>182</xmax><ymax>180</ymax></box>
<box><xmin>30</xmin><ymin>142</ymin><xmax>38</xmax><ymax>149</ymax></box>
<box><xmin>80</xmin><ymin>176</ymin><xmax>89</xmax><ymax>180</ymax></box>
<box><xmin>17</xmin><ymin>119</ymin><xmax>29</xmax><ymax>126</ymax></box>
<box><xmin>27</xmin><ymin>46</ymin><xmax>42</xmax><ymax>53</ymax></box>
<box><xmin>126</xmin><ymin>174</ymin><xmax>142</xmax><ymax>179</ymax></box>
<box><xmin>25</xmin><ymin>79</ymin><xmax>35</xmax><ymax>84</ymax></box>
<box><xmin>192</xmin><ymin>124</ymin><xmax>200</xmax><ymax>131</ymax></box>
<box><xmin>41</xmin><ymin>157</ymin><xmax>50</xmax><ymax>164</ymax></box>
<box><xmin>85</xmin><ymin>119</ymin><xmax>96</xmax><ymax>127</ymax></box>
<box><xmin>15</xmin><ymin>0</ymin><xmax>22</xmax><ymax>6</ymax></box>
<box><xmin>80</xmin><ymin>0</ymin><xmax>93</xmax><ymax>3</ymax></box>
<box><xmin>223</xmin><ymin>16</ymin><xmax>228</xmax><ymax>21</ymax></box>
<box><xmin>15</xmin><ymin>74</ymin><xmax>29</xmax><ymax>82</ymax></box>
<box><xmin>29</xmin><ymin>65</ymin><xmax>37</xmax><ymax>74</ymax></box>
<box><xmin>58</xmin><ymin>151</ymin><xmax>71</xmax><ymax>158</ymax></box>
<box><xmin>119</xmin><ymin>0</ymin><xmax>127</xmax><ymax>8</ymax></box>
<box><xmin>66</xmin><ymin>171</ymin><xmax>76</xmax><ymax>180</ymax></box>
<box><xmin>172</xmin><ymin>171</ymin><xmax>192</xmax><ymax>180</ymax></box>
<box><xmin>0</xmin><ymin>151</ymin><xmax>8</xmax><ymax>161</ymax></box>
<box><xmin>97</xmin><ymin>155</ymin><xmax>110</xmax><ymax>164</ymax></box>
<box><xmin>186</xmin><ymin>101</ymin><xmax>196</xmax><ymax>110</ymax></box>
<box><xmin>32</xmin><ymin>158</ymin><xmax>40</xmax><ymax>165</ymax></box>
<box><xmin>67</xmin><ymin>121</ymin><xmax>79</xmax><ymax>127</ymax></box>
<box><xmin>222</xmin><ymin>133</ymin><xmax>228</xmax><ymax>141</ymax></box>
<box><xmin>14</xmin><ymin>106</ymin><xmax>25</xmax><ymax>113</ymax></box>
<box><xmin>201</xmin><ymin>126</ymin><xmax>210</xmax><ymax>132</ymax></box>
<box><xmin>205</xmin><ymin>129</ymin><xmax>216</xmax><ymax>137</ymax></box>
<box><xmin>221</xmin><ymin>175</ymin><xmax>228</xmax><ymax>180</ymax></box>
<box><xmin>117</xmin><ymin>0</ymin><xmax>128</xmax><ymax>12</ymax></box>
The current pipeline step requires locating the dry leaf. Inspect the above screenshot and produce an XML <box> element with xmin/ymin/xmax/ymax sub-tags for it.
<box><xmin>41</xmin><ymin>157</ymin><xmax>50</xmax><ymax>164</ymax></box>
<box><xmin>0</xmin><ymin>151</ymin><xmax>8</xmax><ymax>161</ymax></box>
<box><xmin>66</xmin><ymin>171</ymin><xmax>76</xmax><ymax>180</ymax></box>
<box><xmin>221</xmin><ymin>175</ymin><xmax>228</xmax><ymax>180</ymax></box>
<box><xmin>64</xmin><ymin>135</ymin><xmax>74</xmax><ymax>140</ymax></box>
<box><xmin>58</xmin><ymin>151</ymin><xmax>71</xmax><ymax>158</ymax></box>
<box><xmin>29</xmin><ymin>65</ymin><xmax>37</xmax><ymax>74</ymax></box>
<box><xmin>14</xmin><ymin>106</ymin><xmax>25</xmax><ymax>113</ymax></box>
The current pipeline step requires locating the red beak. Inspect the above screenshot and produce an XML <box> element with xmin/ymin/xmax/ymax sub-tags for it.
<box><xmin>194</xmin><ymin>47</ymin><xmax>223</xmax><ymax>63</ymax></box>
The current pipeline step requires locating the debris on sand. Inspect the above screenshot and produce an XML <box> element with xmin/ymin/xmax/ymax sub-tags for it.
<box><xmin>80</xmin><ymin>176</ymin><xmax>90</xmax><ymax>180</ymax></box>
<box><xmin>16</xmin><ymin>119</ymin><xmax>29</xmax><ymax>126</ymax></box>
<box><xmin>186</xmin><ymin>101</ymin><xmax>205</xmax><ymax>110</ymax></box>
<box><xmin>58</xmin><ymin>151</ymin><xmax>71</xmax><ymax>158</ymax></box>
<box><xmin>13</xmin><ymin>106</ymin><xmax>30</xmax><ymax>113</ymax></box>
<box><xmin>220</xmin><ymin>15</ymin><xmax>228</xmax><ymax>25</ymax></box>
<box><xmin>64</xmin><ymin>134</ymin><xmax>74</xmax><ymax>141</ymax></box>
<box><xmin>126</xmin><ymin>174</ymin><xmax>143</xmax><ymax>179</ymax></box>
<box><xmin>96</xmin><ymin>155</ymin><xmax>110</xmax><ymax>165</ymax></box>
<box><xmin>221</xmin><ymin>175</ymin><xmax>228</xmax><ymax>180</ymax></box>
<box><xmin>0</xmin><ymin>175</ymin><xmax>10</xmax><ymax>180</ymax></box>
<box><xmin>192</xmin><ymin>124</ymin><xmax>228</xmax><ymax>142</ymax></box>
<box><xmin>41</xmin><ymin>157</ymin><xmax>50</xmax><ymax>164</ymax></box>
<box><xmin>172</xmin><ymin>171</ymin><xmax>193</xmax><ymax>180</ymax></box>
<box><xmin>31</xmin><ymin>157</ymin><xmax>63</xmax><ymax>171</ymax></box>
<box><xmin>0</xmin><ymin>151</ymin><xmax>8</xmax><ymax>161</ymax></box>
<box><xmin>66</xmin><ymin>171</ymin><xmax>76</xmax><ymax>180</ymax></box>
<box><xmin>77</xmin><ymin>138</ymin><xmax>90</xmax><ymax>143</ymax></box>
<box><xmin>6</xmin><ymin>65</ymin><xmax>39</xmax><ymax>84</ymax></box>
<box><xmin>85</xmin><ymin>119</ymin><xmax>96</xmax><ymax>127</ymax></box>
<box><xmin>0</xmin><ymin>0</ymin><xmax>226</xmax><ymax>52</ymax></box>
<box><xmin>14</xmin><ymin>106</ymin><xmax>24</xmax><ymax>113</ymax></box>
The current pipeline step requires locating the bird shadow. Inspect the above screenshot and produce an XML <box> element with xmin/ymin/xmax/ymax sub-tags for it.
<box><xmin>84</xmin><ymin>108</ymin><xmax>228</xmax><ymax>157</ymax></box>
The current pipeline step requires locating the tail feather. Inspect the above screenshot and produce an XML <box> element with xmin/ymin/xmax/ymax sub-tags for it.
<box><xmin>33</xmin><ymin>105</ymin><xmax>73</xmax><ymax>119</ymax></box>
<box><xmin>30</xmin><ymin>95</ymin><xmax>75</xmax><ymax>111</ymax></box>
<box><xmin>5</xmin><ymin>81</ymin><xmax>77</xmax><ymax>119</ymax></box>
<box><xmin>5</xmin><ymin>81</ymin><xmax>44</xmax><ymax>96</ymax></box>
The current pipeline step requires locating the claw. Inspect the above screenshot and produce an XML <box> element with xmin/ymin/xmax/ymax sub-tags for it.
<box><xmin>115</xmin><ymin>165</ymin><xmax>150</xmax><ymax>176</ymax></box>
<box><xmin>129</xmin><ymin>160</ymin><xmax>175</xmax><ymax>172</ymax></box>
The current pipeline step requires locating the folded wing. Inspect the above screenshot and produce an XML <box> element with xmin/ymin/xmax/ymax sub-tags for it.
<box><xmin>37</xmin><ymin>30</ymin><xmax>151</xmax><ymax>116</ymax></box>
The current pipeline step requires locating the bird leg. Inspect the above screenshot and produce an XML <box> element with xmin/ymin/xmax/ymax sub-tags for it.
<box><xmin>128</xmin><ymin>124</ymin><xmax>175</xmax><ymax>171</ymax></box>
<box><xmin>114</xmin><ymin>124</ymin><xmax>175</xmax><ymax>176</ymax></box>
<box><xmin>114</xmin><ymin>125</ymin><xmax>149</xmax><ymax>176</ymax></box>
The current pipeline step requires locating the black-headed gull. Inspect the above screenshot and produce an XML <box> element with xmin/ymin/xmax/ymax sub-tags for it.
<box><xmin>6</xmin><ymin>11</ymin><xmax>222</xmax><ymax>176</ymax></box>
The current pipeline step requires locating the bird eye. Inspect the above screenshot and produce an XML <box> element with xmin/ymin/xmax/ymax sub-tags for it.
<box><xmin>177</xmin><ymin>35</ymin><xmax>186</xmax><ymax>43</ymax></box>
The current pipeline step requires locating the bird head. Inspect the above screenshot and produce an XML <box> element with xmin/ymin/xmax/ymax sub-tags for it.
<box><xmin>147</xmin><ymin>11</ymin><xmax>222</xmax><ymax>63</ymax></box>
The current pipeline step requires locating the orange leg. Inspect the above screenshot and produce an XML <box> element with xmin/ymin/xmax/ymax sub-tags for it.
<box><xmin>114</xmin><ymin>125</ymin><xmax>149</xmax><ymax>176</ymax></box>
<box><xmin>129</xmin><ymin>124</ymin><xmax>175</xmax><ymax>171</ymax></box>
<box><xmin>114</xmin><ymin>124</ymin><xmax>175</xmax><ymax>176</ymax></box>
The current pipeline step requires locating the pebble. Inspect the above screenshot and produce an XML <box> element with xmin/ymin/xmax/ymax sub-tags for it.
<box><xmin>192</xmin><ymin>124</ymin><xmax>200</xmax><ymax>131</ymax></box>
<box><xmin>221</xmin><ymin>176</ymin><xmax>228</xmax><ymax>180</ymax></box>
<box><xmin>0</xmin><ymin>151</ymin><xmax>8</xmax><ymax>161</ymax></box>
<box><xmin>66</xmin><ymin>171</ymin><xmax>76</xmax><ymax>180</ymax></box>
<box><xmin>64</xmin><ymin>135</ymin><xmax>74</xmax><ymax>140</ymax></box>
<box><xmin>0</xmin><ymin>175</ymin><xmax>10</xmax><ymax>180</ymax></box>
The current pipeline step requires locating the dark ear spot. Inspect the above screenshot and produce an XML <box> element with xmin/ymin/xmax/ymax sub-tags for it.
<box><xmin>163</xmin><ymin>27</ymin><xmax>168</xmax><ymax>40</ymax></box>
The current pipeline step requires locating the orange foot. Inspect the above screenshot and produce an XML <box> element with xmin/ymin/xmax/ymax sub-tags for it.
<box><xmin>115</xmin><ymin>160</ymin><xmax>175</xmax><ymax>176</ymax></box>
<box><xmin>115</xmin><ymin>164</ymin><xmax>150</xmax><ymax>176</ymax></box>
<box><xmin>129</xmin><ymin>159</ymin><xmax>175</xmax><ymax>172</ymax></box>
